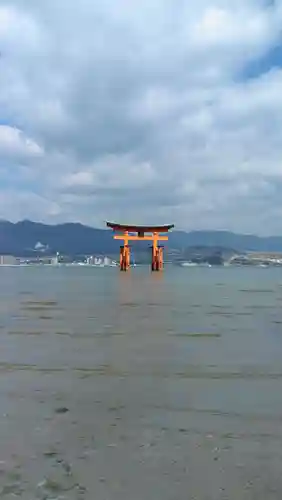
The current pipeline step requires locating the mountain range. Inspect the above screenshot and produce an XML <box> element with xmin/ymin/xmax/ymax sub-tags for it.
<box><xmin>0</xmin><ymin>220</ymin><xmax>282</xmax><ymax>257</ymax></box>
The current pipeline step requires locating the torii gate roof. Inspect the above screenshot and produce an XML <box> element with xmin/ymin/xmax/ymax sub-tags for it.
<box><xmin>106</xmin><ymin>222</ymin><xmax>174</xmax><ymax>233</ymax></box>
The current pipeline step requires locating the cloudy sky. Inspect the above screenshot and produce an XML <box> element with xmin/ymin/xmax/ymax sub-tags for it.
<box><xmin>0</xmin><ymin>0</ymin><xmax>282</xmax><ymax>233</ymax></box>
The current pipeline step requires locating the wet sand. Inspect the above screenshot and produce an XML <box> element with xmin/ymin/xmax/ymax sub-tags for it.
<box><xmin>1</xmin><ymin>266</ymin><xmax>282</xmax><ymax>499</ymax></box>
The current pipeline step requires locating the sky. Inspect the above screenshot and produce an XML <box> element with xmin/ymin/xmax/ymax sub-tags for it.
<box><xmin>0</xmin><ymin>0</ymin><xmax>282</xmax><ymax>234</ymax></box>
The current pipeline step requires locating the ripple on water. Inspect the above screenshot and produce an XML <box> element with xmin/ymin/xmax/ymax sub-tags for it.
<box><xmin>239</xmin><ymin>288</ymin><xmax>275</xmax><ymax>293</ymax></box>
<box><xmin>21</xmin><ymin>300</ymin><xmax>59</xmax><ymax>306</ymax></box>
<box><xmin>169</xmin><ymin>332</ymin><xmax>221</xmax><ymax>338</ymax></box>
<box><xmin>8</xmin><ymin>331</ymin><xmax>44</xmax><ymax>336</ymax></box>
<box><xmin>1</xmin><ymin>363</ymin><xmax>281</xmax><ymax>381</ymax></box>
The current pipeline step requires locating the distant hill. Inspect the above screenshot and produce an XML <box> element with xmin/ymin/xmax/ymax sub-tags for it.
<box><xmin>0</xmin><ymin>220</ymin><xmax>119</xmax><ymax>257</ymax></box>
<box><xmin>0</xmin><ymin>220</ymin><xmax>281</xmax><ymax>257</ymax></box>
<box><xmin>168</xmin><ymin>230</ymin><xmax>282</xmax><ymax>253</ymax></box>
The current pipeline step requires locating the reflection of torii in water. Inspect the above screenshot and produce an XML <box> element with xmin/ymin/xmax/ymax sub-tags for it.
<box><xmin>128</xmin><ymin>233</ymin><xmax>137</xmax><ymax>267</ymax></box>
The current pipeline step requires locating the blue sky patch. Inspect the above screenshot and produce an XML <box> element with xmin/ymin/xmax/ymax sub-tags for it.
<box><xmin>240</xmin><ymin>43</ymin><xmax>282</xmax><ymax>80</ymax></box>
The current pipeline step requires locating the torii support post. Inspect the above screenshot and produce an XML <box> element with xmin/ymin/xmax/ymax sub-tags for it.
<box><xmin>151</xmin><ymin>244</ymin><xmax>164</xmax><ymax>271</ymax></box>
<box><xmin>120</xmin><ymin>245</ymin><xmax>130</xmax><ymax>271</ymax></box>
<box><xmin>106</xmin><ymin>222</ymin><xmax>174</xmax><ymax>272</ymax></box>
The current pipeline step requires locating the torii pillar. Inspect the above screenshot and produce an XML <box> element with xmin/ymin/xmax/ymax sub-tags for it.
<box><xmin>106</xmin><ymin>222</ymin><xmax>174</xmax><ymax>271</ymax></box>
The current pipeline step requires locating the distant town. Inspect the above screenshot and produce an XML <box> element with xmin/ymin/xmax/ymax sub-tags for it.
<box><xmin>1</xmin><ymin>250</ymin><xmax>282</xmax><ymax>267</ymax></box>
<box><xmin>0</xmin><ymin>253</ymin><xmax>118</xmax><ymax>267</ymax></box>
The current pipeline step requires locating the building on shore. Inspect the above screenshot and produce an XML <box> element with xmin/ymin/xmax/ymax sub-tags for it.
<box><xmin>0</xmin><ymin>255</ymin><xmax>18</xmax><ymax>265</ymax></box>
<box><xmin>86</xmin><ymin>255</ymin><xmax>117</xmax><ymax>266</ymax></box>
<box><xmin>51</xmin><ymin>252</ymin><xmax>60</xmax><ymax>265</ymax></box>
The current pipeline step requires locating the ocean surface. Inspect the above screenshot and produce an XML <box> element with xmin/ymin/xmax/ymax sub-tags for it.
<box><xmin>0</xmin><ymin>265</ymin><xmax>282</xmax><ymax>499</ymax></box>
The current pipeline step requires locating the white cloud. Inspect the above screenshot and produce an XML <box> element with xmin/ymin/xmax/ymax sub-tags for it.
<box><xmin>60</xmin><ymin>155</ymin><xmax>156</xmax><ymax>191</ymax></box>
<box><xmin>190</xmin><ymin>5</ymin><xmax>276</xmax><ymax>50</ymax></box>
<box><xmin>0</xmin><ymin>125</ymin><xmax>43</xmax><ymax>158</ymax></box>
<box><xmin>0</xmin><ymin>5</ymin><xmax>42</xmax><ymax>49</ymax></box>
<box><xmin>0</xmin><ymin>189</ymin><xmax>61</xmax><ymax>222</ymax></box>
<box><xmin>0</xmin><ymin>0</ymin><xmax>282</xmax><ymax>233</ymax></box>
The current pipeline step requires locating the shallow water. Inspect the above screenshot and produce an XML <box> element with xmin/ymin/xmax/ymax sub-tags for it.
<box><xmin>1</xmin><ymin>265</ymin><xmax>282</xmax><ymax>499</ymax></box>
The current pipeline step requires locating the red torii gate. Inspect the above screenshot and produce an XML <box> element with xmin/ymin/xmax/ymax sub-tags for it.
<box><xmin>106</xmin><ymin>222</ymin><xmax>174</xmax><ymax>271</ymax></box>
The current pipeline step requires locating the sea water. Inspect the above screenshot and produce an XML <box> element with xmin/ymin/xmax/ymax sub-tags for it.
<box><xmin>0</xmin><ymin>265</ymin><xmax>282</xmax><ymax>499</ymax></box>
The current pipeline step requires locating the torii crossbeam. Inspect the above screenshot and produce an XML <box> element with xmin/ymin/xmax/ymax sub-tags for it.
<box><xmin>106</xmin><ymin>222</ymin><xmax>174</xmax><ymax>271</ymax></box>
